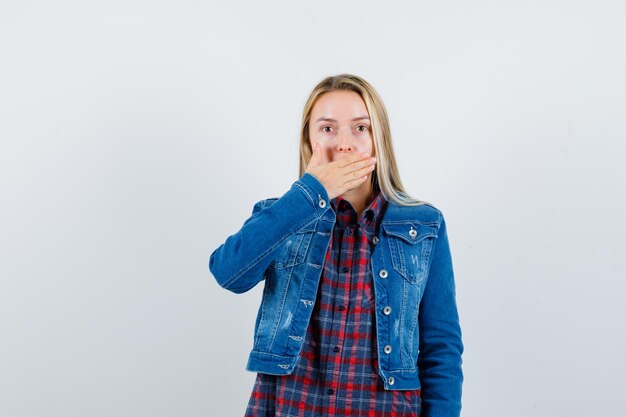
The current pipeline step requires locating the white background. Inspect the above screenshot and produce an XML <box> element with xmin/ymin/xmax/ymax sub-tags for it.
<box><xmin>1</xmin><ymin>1</ymin><xmax>624</xmax><ymax>416</ymax></box>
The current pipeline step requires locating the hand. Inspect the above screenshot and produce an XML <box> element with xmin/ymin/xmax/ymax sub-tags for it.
<box><xmin>305</xmin><ymin>142</ymin><xmax>376</xmax><ymax>200</ymax></box>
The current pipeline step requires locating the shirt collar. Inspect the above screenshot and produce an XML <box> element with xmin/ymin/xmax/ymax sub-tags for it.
<box><xmin>330</xmin><ymin>190</ymin><xmax>387</xmax><ymax>227</ymax></box>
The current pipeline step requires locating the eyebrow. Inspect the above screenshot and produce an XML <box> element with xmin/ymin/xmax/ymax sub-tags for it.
<box><xmin>315</xmin><ymin>116</ymin><xmax>370</xmax><ymax>123</ymax></box>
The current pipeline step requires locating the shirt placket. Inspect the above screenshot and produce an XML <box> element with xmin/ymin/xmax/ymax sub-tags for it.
<box><xmin>324</xmin><ymin>212</ymin><xmax>357</xmax><ymax>410</ymax></box>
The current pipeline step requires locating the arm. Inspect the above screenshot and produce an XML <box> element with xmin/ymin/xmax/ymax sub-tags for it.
<box><xmin>208</xmin><ymin>172</ymin><xmax>330</xmax><ymax>294</ymax></box>
<box><xmin>417</xmin><ymin>211</ymin><xmax>464</xmax><ymax>417</ymax></box>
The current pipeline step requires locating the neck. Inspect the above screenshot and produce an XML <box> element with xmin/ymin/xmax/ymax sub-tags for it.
<box><xmin>339</xmin><ymin>181</ymin><xmax>376</xmax><ymax>219</ymax></box>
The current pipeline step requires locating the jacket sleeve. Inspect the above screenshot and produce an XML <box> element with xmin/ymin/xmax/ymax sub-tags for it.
<box><xmin>208</xmin><ymin>172</ymin><xmax>330</xmax><ymax>294</ymax></box>
<box><xmin>417</xmin><ymin>211</ymin><xmax>464</xmax><ymax>417</ymax></box>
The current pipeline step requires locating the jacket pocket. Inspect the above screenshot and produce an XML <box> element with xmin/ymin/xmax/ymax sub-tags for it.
<box><xmin>382</xmin><ymin>222</ymin><xmax>438</xmax><ymax>284</ymax></box>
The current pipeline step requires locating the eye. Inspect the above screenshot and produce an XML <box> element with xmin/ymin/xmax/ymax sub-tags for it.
<box><xmin>356</xmin><ymin>125</ymin><xmax>370</xmax><ymax>132</ymax></box>
<box><xmin>321</xmin><ymin>126</ymin><xmax>334</xmax><ymax>133</ymax></box>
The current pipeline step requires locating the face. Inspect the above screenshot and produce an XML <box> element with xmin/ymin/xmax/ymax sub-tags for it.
<box><xmin>308</xmin><ymin>90</ymin><xmax>374</xmax><ymax>163</ymax></box>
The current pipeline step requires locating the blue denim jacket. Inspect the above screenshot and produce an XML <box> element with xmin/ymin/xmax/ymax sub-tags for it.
<box><xmin>209</xmin><ymin>172</ymin><xmax>463</xmax><ymax>417</ymax></box>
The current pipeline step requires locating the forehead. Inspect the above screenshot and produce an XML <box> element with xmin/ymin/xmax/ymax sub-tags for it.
<box><xmin>311</xmin><ymin>90</ymin><xmax>368</xmax><ymax>121</ymax></box>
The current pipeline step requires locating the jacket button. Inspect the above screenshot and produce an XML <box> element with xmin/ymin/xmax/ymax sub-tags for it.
<box><xmin>372</xmin><ymin>236</ymin><xmax>379</xmax><ymax>244</ymax></box>
<box><xmin>379</xmin><ymin>269</ymin><xmax>388</xmax><ymax>278</ymax></box>
<box><xmin>388</xmin><ymin>376</ymin><xmax>395</xmax><ymax>385</ymax></box>
<box><xmin>409</xmin><ymin>228</ymin><xmax>417</xmax><ymax>238</ymax></box>
<box><xmin>318</xmin><ymin>198</ymin><xmax>326</xmax><ymax>208</ymax></box>
<box><xmin>384</xmin><ymin>344</ymin><xmax>392</xmax><ymax>354</ymax></box>
<box><xmin>383</xmin><ymin>306</ymin><xmax>391</xmax><ymax>315</ymax></box>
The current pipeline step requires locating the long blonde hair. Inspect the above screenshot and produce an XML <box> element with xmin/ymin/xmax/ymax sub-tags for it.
<box><xmin>298</xmin><ymin>73</ymin><xmax>431</xmax><ymax>207</ymax></box>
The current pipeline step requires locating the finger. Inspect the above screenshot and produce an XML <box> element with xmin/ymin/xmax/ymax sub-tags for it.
<box><xmin>336</xmin><ymin>152</ymin><xmax>372</xmax><ymax>168</ymax></box>
<box><xmin>354</xmin><ymin>162</ymin><xmax>376</xmax><ymax>178</ymax></box>
<box><xmin>347</xmin><ymin>155</ymin><xmax>376</xmax><ymax>173</ymax></box>
<box><xmin>341</xmin><ymin>162</ymin><xmax>376</xmax><ymax>183</ymax></box>
<box><xmin>342</xmin><ymin>172</ymin><xmax>370</xmax><ymax>189</ymax></box>
<box><xmin>309</xmin><ymin>142</ymin><xmax>322</xmax><ymax>167</ymax></box>
<box><xmin>317</xmin><ymin>143</ymin><xmax>330</xmax><ymax>165</ymax></box>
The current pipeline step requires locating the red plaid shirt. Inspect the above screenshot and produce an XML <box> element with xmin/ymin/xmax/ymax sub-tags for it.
<box><xmin>244</xmin><ymin>190</ymin><xmax>422</xmax><ymax>416</ymax></box>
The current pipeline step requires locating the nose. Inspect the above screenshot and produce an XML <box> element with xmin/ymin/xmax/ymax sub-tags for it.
<box><xmin>336</xmin><ymin>127</ymin><xmax>354</xmax><ymax>153</ymax></box>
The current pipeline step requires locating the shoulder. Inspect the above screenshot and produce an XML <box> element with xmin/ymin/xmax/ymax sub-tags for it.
<box><xmin>384</xmin><ymin>200</ymin><xmax>443</xmax><ymax>226</ymax></box>
<box><xmin>252</xmin><ymin>197</ymin><xmax>279</xmax><ymax>212</ymax></box>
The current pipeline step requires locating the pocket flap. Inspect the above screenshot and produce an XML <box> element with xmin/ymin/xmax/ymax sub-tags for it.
<box><xmin>382</xmin><ymin>223</ymin><xmax>438</xmax><ymax>244</ymax></box>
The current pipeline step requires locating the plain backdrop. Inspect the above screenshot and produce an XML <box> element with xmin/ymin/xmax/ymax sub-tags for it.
<box><xmin>1</xmin><ymin>1</ymin><xmax>624</xmax><ymax>416</ymax></box>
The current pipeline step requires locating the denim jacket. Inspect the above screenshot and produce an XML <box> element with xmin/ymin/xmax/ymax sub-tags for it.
<box><xmin>209</xmin><ymin>172</ymin><xmax>464</xmax><ymax>417</ymax></box>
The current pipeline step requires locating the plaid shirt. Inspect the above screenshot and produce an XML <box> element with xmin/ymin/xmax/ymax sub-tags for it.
<box><xmin>244</xmin><ymin>190</ymin><xmax>422</xmax><ymax>417</ymax></box>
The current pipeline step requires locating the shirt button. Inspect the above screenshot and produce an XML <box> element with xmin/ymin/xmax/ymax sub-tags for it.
<box><xmin>333</xmin><ymin>346</ymin><xmax>340</xmax><ymax>352</ymax></box>
<box><xmin>388</xmin><ymin>376</ymin><xmax>395</xmax><ymax>385</ymax></box>
<box><xmin>383</xmin><ymin>306</ymin><xmax>392</xmax><ymax>315</ymax></box>
<box><xmin>338</xmin><ymin>305</ymin><xmax>345</xmax><ymax>311</ymax></box>
<box><xmin>327</xmin><ymin>388</ymin><xmax>335</xmax><ymax>395</ymax></box>
<box><xmin>318</xmin><ymin>198</ymin><xmax>326</xmax><ymax>208</ymax></box>
<box><xmin>347</xmin><ymin>228</ymin><xmax>353</xmax><ymax>236</ymax></box>
<box><xmin>384</xmin><ymin>344</ymin><xmax>392</xmax><ymax>354</ymax></box>
<box><xmin>341</xmin><ymin>266</ymin><xmax>349</xmax><ymax>273</ymax></box>
<box><xmin>379</xmin><ymin>269</ymin><xmax>388</xmax><ymax>278</ymax></box>
<box><xmin>372</xmin><ymin>236</ymin><xmax>379</xmax><ymax>244</ymax></box>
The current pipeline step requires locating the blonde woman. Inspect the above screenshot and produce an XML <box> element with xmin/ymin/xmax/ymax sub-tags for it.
<box><xmin>209</xmin><ymin>74</ymin><xmax>464</xmax><ymax>417</ymax></box>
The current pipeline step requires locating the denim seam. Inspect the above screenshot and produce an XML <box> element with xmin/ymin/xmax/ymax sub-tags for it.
<box><xmin>254</xmin><ymin>270</ymin><xmax>272</xmax><ymax>348</ymax></box>
<box><xmin>382</xmin><ymin>220</ymin><xmax>440</xmax><ymax>227</ymax></box>
<box><xmin>267</xmin><ymin>264</ymin><xmax>295</xmax><ymax>350</ymax></box>
<box><xmin>250</xmin><ymin>351</ymin><xmax>298</xmax><ymax>359</ymax></box>
<box><xmin>294</xmin><ymin>182</ymin><xmax>315</xmax><ymax>207</ymax></box>
<box><xmin>407</xmin><ymin>294</ymin><xmax>419</xmax><ymax>362</ymax></box>
<box><xmin>387</xmin><ymin>366</ymin><xmax>420</xmax><ymax>372</ymax></box>
<box><xmin>399</xmin><ymin>277</ymin><xmax>409</xmax><ymax>366</ymax></box>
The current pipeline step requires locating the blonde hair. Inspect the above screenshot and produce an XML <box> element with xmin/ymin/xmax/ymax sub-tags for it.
<box><xmin>298</xmin><ymin>73</ymin><xmax>431</xmax><ymax>207</ymax></box>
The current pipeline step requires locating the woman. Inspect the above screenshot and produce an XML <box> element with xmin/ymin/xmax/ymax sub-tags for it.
<box><xmin>209</xmin><ymin>74</ymin><xmax>464</xmax><ymax>417</ymax></box>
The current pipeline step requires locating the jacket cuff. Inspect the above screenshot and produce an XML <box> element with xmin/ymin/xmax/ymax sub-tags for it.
<box><xmin>296</xmin><ymin>172</ymin><xmax>331</xmax><ymax>213</ymax></box>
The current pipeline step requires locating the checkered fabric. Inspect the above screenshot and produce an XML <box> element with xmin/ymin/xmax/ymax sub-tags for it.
<box><xmin>244</xmin><ymin>190</ymin><xmax>422</xmax><ymax>417</ymax></box>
